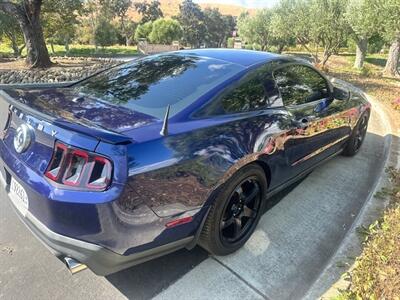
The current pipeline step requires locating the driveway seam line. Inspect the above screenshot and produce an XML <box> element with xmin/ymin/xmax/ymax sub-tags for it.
<box><xmin>210</xmin><ymin>256</ymin><xmax>270</xmax><ymax>300</ymax></box>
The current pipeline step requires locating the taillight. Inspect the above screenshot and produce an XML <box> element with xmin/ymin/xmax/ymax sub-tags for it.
<box><xmin>45</xmin><ymin>141</ymin><xmax>112</xmax><ymax>191</ymax></box>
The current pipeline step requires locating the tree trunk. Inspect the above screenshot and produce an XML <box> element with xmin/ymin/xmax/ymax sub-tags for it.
<box><xmin>277</xmin><ymin>44</ymin><xmax>285</xmax><ymax>54</ymax></box>
<box><xmin>383</xmin><ymin>37</ymin><xmax>400</xmax><ymax>77</ymax></box>
<box><xmin>0</xmin><ymin>1</ymin><xmax>52</xmax><ymax>68</ymax></box>
<box><xmin>64</xmin><ymin>41</ymin><xmax>70</xmax><ymax>54</ymax></box>
<box><xmin>321</xmin><ymin>50</ymin><xmax>330</xmax><ymax>68</ymax></box>
<box><xmin>126</xmin><ymin>37</ymin><xmax>132</xmax><ymax>46</ymax></box>
<box><xmin>18</xmin><ymin>43</ymin><xmax>26</xmax><ymax>57</ymax></box>
<box><xmin>21</xmin><ymin>17</ymin><xmax>52</xmax><ymax>68</ymax></box>
<box><xmin>8</xmin><ymin>33</ymin><xmax>19</xmax><ymax>57</ymax></box>
<box><xmin>354</xmin><ymin>38</ymin><xmax>368</xmax><ymax>69</ymax></box>
<box><xmin>50</xmin><ymin>41</ymin><xmax>55</xmax><ymax>54</ymax></box>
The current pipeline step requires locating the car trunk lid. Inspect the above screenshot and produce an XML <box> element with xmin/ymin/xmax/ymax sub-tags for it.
<box><xmin>3</xmin><ymin>87</ymin><xmax>159</xmax><ymax>134</ymax></box>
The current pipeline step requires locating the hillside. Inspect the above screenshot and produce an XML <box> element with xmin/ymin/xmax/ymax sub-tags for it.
<box><xmin>127</xmin><ymin>0</ymin><xmax>255</xmax><ymax>21</ymax></box>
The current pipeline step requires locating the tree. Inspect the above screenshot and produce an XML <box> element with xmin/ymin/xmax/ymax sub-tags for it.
<box><xmin>42</xmin><ymin>0</ymin><xmax>83</xmax><ymax>54</ymax></box>
<box><xmin>177</xmin><ymin>0</ymin><xmax>205</xmax><ymax>48</ymax></box>
<box><xmin>134</xmin><ymin>21</ymin><xmax>153</xmax><ymax>41</ymax></box>
<box><xmin>149</xmin><ymin>18</ymin><xmax>182</xmax><ymax>44</ymax></box>
<box><xmin>0</xmin><ymin>11</ymin><xmax>25</xmax><ymax>57</ymax></box>
<box><xmin>109</xmin><ymin>0</ymin><xmax>135</xmax><ymax>46</ymax></box>
<box><xmin>203</xmin><ymin>8</ymin><xmax>235</xmax><ymax>48</ymax></box>
<box><xmin>238</xmin><ymin>9</ymin><xmax>273</xmax><ymax>51</ymax></box>
<box><xmin>94</xmin><ymin>19</ymin><xmax>118</xmax><ymax>47</ymax></box>
<box><xmin>134</xmin><ymin>0</ymin><xmax>163</xmax><ymax>24</ymax></box>
<box><xmin>269</xmin><ymin>5</ymin><xmax>296</xmax><ymax>53</ymax></box>
<box><xmin>275</xmin><ymin>0</ymin><xmax>349</xmax><ymax>66</ymax></box>
<box><xmin>374</xmin><ymin>0</ymin><xmax>400</xmax><ymax>77</ymax></box>
<box><xmin>345</xmin><ymin>0</ymin><xmax>378</xmax><ymax>69</ymax></box>
<box><xmin>309</xmin><ymin>0</ymin><xmax>350</xmax><ymax>67</ymax></box>
<box><xmin>0</xmin><ymin>0</ymin><xmax>51</xmax><ymax>68</ymax></box>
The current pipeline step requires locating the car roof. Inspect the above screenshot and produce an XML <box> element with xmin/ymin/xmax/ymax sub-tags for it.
<box><xmin>174</xmin><ymin>49</ymin><xmax>283</xmax><ymax>67</ymax></box>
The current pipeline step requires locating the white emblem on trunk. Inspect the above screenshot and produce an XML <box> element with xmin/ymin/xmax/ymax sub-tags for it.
<box><xmin>14</xmin><ymin>124</ymin><xmax>33</xmax><ymax>153</ymax></box>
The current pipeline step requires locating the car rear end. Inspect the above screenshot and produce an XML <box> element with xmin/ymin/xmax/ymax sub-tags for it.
<box><xmin>0</xmin><ymin>89</ymin><xmax>195</xmax><ymax>275</ymax></box>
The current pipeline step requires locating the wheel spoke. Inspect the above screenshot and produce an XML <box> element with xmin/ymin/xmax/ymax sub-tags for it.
<box><xmin>233</xmin><ymin>217</ymin><xmax>242</xmax><ymax>237</ymax></box>
<box><xmin>221</xmin><ymin>216</ymin><xmax>235</xmax><ymax>229</ymax></box>
<box><xmin>243</xmin><ymin>184</ymin><xmax>260</xmax><ymax>204</ymax></box>
<box><xmin>235</xmin><ymin>186</ymin><xmax>244</xmax><ymax>200</ymax></box>
<box><xmin>242</xmin><ymin>205</ymin><xmax>257</xmax><ymax>219</ymax></box>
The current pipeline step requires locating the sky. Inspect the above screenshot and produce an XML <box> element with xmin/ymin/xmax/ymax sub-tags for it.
<box><xmin>194</xmin><ymin>0</ymin><xmax>278</xmax><ymax>8</ymax></box>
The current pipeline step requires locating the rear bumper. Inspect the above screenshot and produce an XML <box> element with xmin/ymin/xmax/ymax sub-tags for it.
<box><xmin>5</xmin><ymin>187</ymin><xmax>193</xmax><ymax>275</ymax></box>
<box><xmin>0</xmin><ymin>147</ymin><xmax>197</xmax><ymax>275</ymax></box>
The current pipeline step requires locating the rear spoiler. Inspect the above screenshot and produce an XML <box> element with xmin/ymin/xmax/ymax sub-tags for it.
<box><xmin>0</xmin><ymin>89</ymin><xmax>132</xmax><ymax>145</ymax></box>
<box><xmin>0</xmin><ymin>82</ymin><xmax>75</xmax><ymax>90</ymax></box>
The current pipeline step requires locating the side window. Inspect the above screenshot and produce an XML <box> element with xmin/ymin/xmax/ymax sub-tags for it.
<box><xmin>220</xmin><ymin>75</ymin><xmax>266</xmax><ymax>114</ymax></box>
<box><xmin>196</xmin><ymin>66</ymin><xmax>278</xmax><ymax>117</ymax></box>
<box><xmin>273</xmin><ymin>65</ymin><xmax>330</xmax><ymax>106</ymax></box>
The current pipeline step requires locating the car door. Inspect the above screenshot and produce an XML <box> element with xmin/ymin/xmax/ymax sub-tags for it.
<box><xmin>272</xmin><ymin>63</ymin><xmax>350</xmax><ymax>174</ymax></box>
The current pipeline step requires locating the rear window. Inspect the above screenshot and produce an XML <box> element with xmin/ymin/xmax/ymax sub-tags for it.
<box><xmin>73</xmin><ymin>54</ymin><xmax>243</xmax><ymax>119</ymax></box>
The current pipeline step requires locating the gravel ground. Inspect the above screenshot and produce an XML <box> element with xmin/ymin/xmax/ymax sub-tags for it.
<box><xmin>0</xmin><ymin>57</ymin><xmax>121</xmax><ymax>84</ymax></box>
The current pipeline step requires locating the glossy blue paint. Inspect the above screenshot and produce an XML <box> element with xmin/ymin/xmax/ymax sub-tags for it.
<box><xmin>0</xmin><ymin>50</ymin><xmax>371</xmax><ymax>270</ymax></box>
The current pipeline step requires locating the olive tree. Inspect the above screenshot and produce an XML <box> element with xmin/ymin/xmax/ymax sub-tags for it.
<box><xmin>237</xmin><ymin>9</ymin><xmax>273</xmax><ymax>51</ymax></box>
<box><xmin>375</xmin><ymin>0</ymin><xmax>400</xmax><ymax>77</ymax></box>
<box><xmin>270</xmin><ymin>6</ymin><xmax>296</xmax><ymax>53</ymax></box>
<box><xmin>345</xmin><ymin>0</ymin><xmax>378</xmax><ymax>69</ymax></box>
<box><xmin>309</xmin><ymin>0</ymin><xmax>350</xmax><ymax>66</ymax></box>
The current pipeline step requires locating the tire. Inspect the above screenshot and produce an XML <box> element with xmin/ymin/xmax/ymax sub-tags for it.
<box><xmin>342</xmin><ymin>111</ymin><xmax>370</xmax><ymax>157</ymax></box>
<box><xmin>199</xmin><ymin>163</ymin><xmax>267</xmax><ymax>256</ymax></box>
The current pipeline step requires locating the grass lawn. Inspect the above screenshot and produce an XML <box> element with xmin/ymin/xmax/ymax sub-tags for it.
<box><xmin>0</xmin><ymin>43</ymin><xmax>138</xmax><ymax>57</ymax></box>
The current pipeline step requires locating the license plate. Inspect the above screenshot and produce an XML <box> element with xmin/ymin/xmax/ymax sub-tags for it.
<box><xmin>9</xmin><ymin>177</ymin><xmax>29</xmax><ymax>216</ymax></box>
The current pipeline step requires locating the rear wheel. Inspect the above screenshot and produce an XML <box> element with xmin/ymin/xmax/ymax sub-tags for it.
<box><xmin>199</xmin><ymin>164</ymin><xmax>267</xmax><ymax>256</ymax></box>
<box><xmin>342</xmin><ymin>111</ymin><xmax>370</xmax><ymax>156</ymax></box>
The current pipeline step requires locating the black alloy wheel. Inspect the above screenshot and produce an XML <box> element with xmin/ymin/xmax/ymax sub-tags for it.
<box><xmin>199</xmin><ymin>164</ymin><xmax>267</xmax><ymax>256</ymax></box>
<box><xmin>343</xmin><ymin>111</ymin><xmax>370</xmax><ymax>156</ymax></box>
<box><xmin>353</xmin><ymin>114</ymin><xmax>368</xmax><ymax>151</ymax></box>
<box><xmin>220</xmin><ymin>177</ymin><xmax>261</xmax><ymax>245</ymax></box>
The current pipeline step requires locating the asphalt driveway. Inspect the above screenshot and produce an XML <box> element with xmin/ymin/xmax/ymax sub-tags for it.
<box><xmin>0</xmin><ymin>100</ymin><xmax>391</xmax><ymax>300</ymax></box>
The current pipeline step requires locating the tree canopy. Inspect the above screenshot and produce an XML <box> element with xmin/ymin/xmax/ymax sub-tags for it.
<box><xmin>0</xmin><ymin>0</ymin><xmax>398</xmax><ymax>75</ymax></box>
<box><xmin>177</xmin><ymin>0</ymin><xmax>206</xmax><ymax>48</ymax></box>
<box><xmin>149</xmin><ymin>18</ymin><xmax>182</xmax><ymax>44</ymax></box>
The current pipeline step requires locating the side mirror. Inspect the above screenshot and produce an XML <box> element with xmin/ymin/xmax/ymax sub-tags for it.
<box><xmin>333</xmin><ymin>86</ymin><xmax>350</xmax><ymax>101</ymax></box>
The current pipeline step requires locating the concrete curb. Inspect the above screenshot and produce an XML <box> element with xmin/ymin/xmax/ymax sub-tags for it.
<box><xmin>304</xmin><ymin>94</ymin><xmax>400</xmax><ymax>299</ymax></box>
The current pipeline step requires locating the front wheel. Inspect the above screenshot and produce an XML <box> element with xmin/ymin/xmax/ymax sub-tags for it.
<box><xmin>342</xmin><ymin>111</ymin><xmax>370</xmax><ymax>156</ymax></box>
<box><xmin>199</xmin><ymin>164</ymin><xmax>267</xmax><ymax>256</ymax></box>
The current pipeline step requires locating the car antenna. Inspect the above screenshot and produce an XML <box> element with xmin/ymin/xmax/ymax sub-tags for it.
<box><xmin>160</xmin><ymin>104</ymin><xmax>171</xmax><ymax>136</ymax></box>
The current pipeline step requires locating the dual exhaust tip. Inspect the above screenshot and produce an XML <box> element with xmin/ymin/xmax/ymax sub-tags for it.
<box><xmin>64</xmin><ymin>257</ymin><xmax>87</xmax><ymax>275</ymax></box>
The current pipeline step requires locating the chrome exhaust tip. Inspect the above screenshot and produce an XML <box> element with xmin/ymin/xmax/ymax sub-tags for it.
<box><xmin>64</xmin><ymin>257</ymin><xmax>87</xmax><ymax>275</ymax></box>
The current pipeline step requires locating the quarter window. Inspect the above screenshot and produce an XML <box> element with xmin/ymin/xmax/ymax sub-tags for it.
<box><xmin>197</xmin><ymin>66</ymin><xmax>275</xmax><ymax>116</ymax></box>
<box><xmin>273</xmin><ymin>65</ymin><xmax>330</xmax><ymax>106</ymax></box>
<box><xmin>220</xmin><ymin>75</ymin><xmax>266</xmax><ymax>114</ymax></box>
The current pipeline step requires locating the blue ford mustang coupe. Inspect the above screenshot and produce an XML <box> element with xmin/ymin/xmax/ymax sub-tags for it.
<box><xmin>0</xmin><ymin>49</ymin><xmax>370</xmax><ymax>275</ymax></box>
